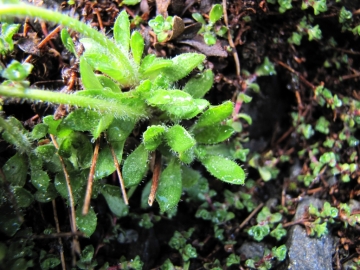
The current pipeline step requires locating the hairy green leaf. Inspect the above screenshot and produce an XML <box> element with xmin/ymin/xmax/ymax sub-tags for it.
<box><xmin>194</xmin><ymin>101</ymin><xmax>233</xmax><ymax>128</ymax></box>
<box><xmin>1</xmin><ymin>153</ymin><xmax>27</xmax><ymax>186</ymax></box>
<box><xmin>80</xmin><ymin>56</ymin><xmax>103</xmax><ymax>90</ymax></box>
<box><xmin>13</xmin><ymin>186</ymin><xmax>33</xmax><ymax>208</ymax></box>
<box><xmin>31</xmin><ymin>170</ymin><xmax>50</xmax><ymax>192</ymax></box>
<box><xmin>62</xmin><ymin>108</ymin><xmax>102</xmax><ymax>132</ymax></box>
<box><xmin>60</xmin><ymin>28</ymin><xmax>77</xmax><ymax>57</ymax></box>
<box><xmin>143</xmin><ymin>125</ymin><xmax>166</xmax><ymax>151</ymax></box>
<box><xmin>194</xmin><ymin>124</ymin><xmax>234</xmax><ymax>144</ymax></box>
<box><xmin>96</xmin><ymin>75</ymin><xmax>121</xmax><ymax>92</ymax></box>
<box><xmin>54</xmin><ymin>171</ymin><xmax>86</xmax><ymax>204</ymax></box>
<box><xmin>122</xmin><ymin>144</ymin><xmax>149</xmax><ymax>187</ymax></box>
<box><xmin>140</xmin><ymin>55</ymin><xmax>173</xmax><ymax>77</ymax></box>
<box><xmin>30</xmin><ymin>123</ymin><xmax>48</xmax><ymax>140</ymax></box>
<box><xmin>114</xmin><ymin>10</ymin><xmax>130</xmax><ymax>52</ymax></box>
<box><xmin>94</xmin><ymin>144</ymin><xmax>116</xmax><ymax>180</ymax></box>
<box><xmin>34</xmin><ymin>183</ymin><xmax>58</xmax><ymax>203</ymax></box>
<box><xmin>156</xmin><ymin>159</ymin><xmax>182</xmax><ymax>212</ymax></box>
<box><xmin>76</xmin><ymin>206</ymin><xmax>97</xmax><ymax>237</ymax></box>
<box><xmin>199</xmin><ymin>155</ymin><xmax>245</xmax><ymax>184</ymax></box>
<box><xmin>91</xmin><ymin>114</ymin><xmax>114</xmax><ymax>139</ymax></box>
<box><xmin>106</xmin><ymin>118</ymin><xmax>135</xmax><ymax>143</ymax></box>
<box><xmin>209</xmin><ymin>4</ymin><xmax>223</xmax><ymax>24</ymax></box>
<box><xmin>183</xmin><ymin>69</ymin><xmax>214</xmax><ymax>98</ymax></box>
<box><xmin>130</xmin><ymin>31</ymin><xmax>144</xmax><ymax>65</ymax></box>
<box><xmin>166</xmin><ymin>125</ymin><xmax>196</xmax><ymax>153</ymax></box>
<box><xmin>147</xmin><ymin>90</ymin><xmax>198</xmax><ymax>119</ymax></box>
<box><xmin>101</xmin><ymin>184</ymin><xmax>128</xmax><ymax>217</ymax></box>
<box><xmin>182</xmin><ymin>165</ymin><xmax>201</xmax><ymax>188</ymax></box>
<box><xmin>162</xmin><ymin>53</ymin><xmax>205</xmax><ymax>82</ymax></box>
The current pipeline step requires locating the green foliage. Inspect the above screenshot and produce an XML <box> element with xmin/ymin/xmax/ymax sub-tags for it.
<box><xmin>245</xmin><ymin>244</ymin><xmax>287</xmax><ymax>269</ymax></box>
<box><xmin>77</xmin><ymin>245</ymin><xmax>98</xmax><ymax>269</ymax></box>
<box><xmin>0</xmin><ymin>22</ymin><xmax>20</xmax><ymax>55</ymax></box>
<box><xmin>148</xmin><ymin>15</ymin><xmax>173</xmax><ymax>42</ymax></box>
<box><xmin>301</xmin><ymin>0</ymin><xmax>327</xmax><ymax>15</ymax></box>
<box><xmin>306</xmin><ymin>202</ymin><xmax>338</xmax><ymax>237</ymax></box>
<box><xmin>0</xmin><ymin>1</ymin><xmax>246</xmax><ymax>246</ymax></box>
<box><xmin>255</xmin><ymin>57</ymin><xmax>277</xmax><ymax>76</ymax></box>
<box><xmin>248</xmin><ymin>206</ymin><xmax>285</xmax><ymax>241</ymax></box>
<box><xmin>118</xmin><ymin>255</ymin><xmax>143</xmax><ymax>270</ymax></box>
<box><xmin>168</xmin><ymin>229</ymin><xmax>197</xmax><ymax>267</ymax></box>
<box><xmin>192</xmin><ymin>4</ymin><xmax>226</xmax><ymax>45</ymax></box>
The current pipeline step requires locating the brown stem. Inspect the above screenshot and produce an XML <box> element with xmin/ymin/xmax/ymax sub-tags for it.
<box><xmin>82</xmin><ymin>138</ymin><xmax>100</xmax><ymax>215</ymax></box>
<box><xmin>222</xmin><ymin>0</ymin><xmax>241</xmax><ymax>77</ymax></box>
<box><xmin>236</xmin><ymin>202</ymin><xmax>264</xmax><ymax>232</ymax></box>
<box><xmin>283</xmin><ymin>218</ymin><xmax>305</xmax><ymax>228</ymax></box>
<box><xmin>24</xmin><ymin>25</ymin><xmax>62</xmax><ymax>63</ymax></box>
<box><xmin>50</xmin><ymin>134</ymin><xmax>80</xmax><ymax>258</ymax></box>
<box><xmin>30</xmin><ymin>231</ymin><xmax>84</xmax><ymax>239</ymax></box>
<box><xmin>52</xmin><ymin>200</ymin><xmax>66</xmax><ymax>270</ymax></box>
<box><xmin>148</xmin><ymin>151</ymin><xmax>161</xmax><ymax>206</ymax></box>
<box><xmin>276</xmin><ymin>60</ymin><xmax>315</xmax><ymax>90</ymax></box>
<box><xmin>109</xmin><ymin>142</ymin><xmax>129</xmax><ymax>205</ymax></box>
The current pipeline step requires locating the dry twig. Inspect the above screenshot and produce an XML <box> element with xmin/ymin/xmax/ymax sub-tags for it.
<box><xmin>83</xmin><ymin>138</ymin><xmax>100</xmax><ymax>215</ymax></box>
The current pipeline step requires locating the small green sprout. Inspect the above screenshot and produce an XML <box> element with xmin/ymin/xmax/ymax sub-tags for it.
<box><xmin>248</xmin><ymin>206</ymin><xmax>284</xmax><ymax>241</ymax></box>
<box><xmin>306</xmin><ymin>202</ymin><xmax>338</xmax><ymax>237</ymax></box>
<box><xmin>148</xmin><ymin>15</ymin><xmax>173</xmax><ymax>42</ymax></box>
<box><xmin>245</xmin><ymin>244</ymin><xmax>287</xmax><ymax>270</ymax></box>
<box><xmin>301</xmin><ymin>0</ymin><xmax>328</xmax><ymax>15</ymax></box>
<box><xmin>192</xmin><ymin>4</ymin><xmax>227</xmax><ymax>45</ymax></box>
<box><xmin>278</xmin><ymin>0</ymin><xmax>292</xmax><ymax>13</ymax></box>
<box><xmin>339</xmin><ymin>203</ymin><xmax>360</xmax><ymax>228</ymax></box>
<box><xmin>168</xmin><ymin>229</ymin><xmax>197</xmax><ymax>268</ymax></box>
<box><xmin>118</xmin><ymin>255</ymin><xmax>143</xmax><ymax>270</ymax></box>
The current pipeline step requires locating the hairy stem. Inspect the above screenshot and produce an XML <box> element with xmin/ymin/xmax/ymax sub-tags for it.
<box><xmin>0</xmin><ymin>3</ymin><xmax>136</xmax><ymax>85</ymax></box>
<box><xmin>0</xmin><ymin>86</ymin><xmax>144</xmax><ymax>119</ymax></box>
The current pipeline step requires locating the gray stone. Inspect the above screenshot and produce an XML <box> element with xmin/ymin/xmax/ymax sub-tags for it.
<box><xmin>282</xmin><ymin>197</ymin><xmax>337</xmax><ymax>270</ymax></box>
<box><xmin>237</xmin><ymin>241</ymin><xmax>267</xmax><ymax>260</ymax></box>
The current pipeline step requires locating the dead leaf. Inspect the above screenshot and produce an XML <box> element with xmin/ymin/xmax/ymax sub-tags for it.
<box><xmin>179</xmin><ymin>35</ymin><xmax>228</xmax><ymax>57</ymax></box>
<box><xmin>156</xmin><ymin>0</ymin><xmax>171</xmax><ymax>17</ymax></box>
<box><xmin>168</xmin><ymin>16</ymin><xmax>185</xmax><ymax>40</ymax></box>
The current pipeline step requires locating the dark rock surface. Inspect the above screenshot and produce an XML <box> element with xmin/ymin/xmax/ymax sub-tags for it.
<box><xmin>282</xmin><ymin>197</ymin><xmax>338</xmax><ymax>270</ymax></box>
<box><xmin>237</xmin><ymin>241</ymin><xmax>267</xmax><ymax>260</ymax></box>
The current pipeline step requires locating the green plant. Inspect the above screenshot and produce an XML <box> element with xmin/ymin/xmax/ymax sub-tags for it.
<box><xmin>0</xmin><ymin>1</ymin><xmax>246</xmax><ymax>239</ymax></box>
<box><xmin>245</xmin><ymin>245</ymin><xmax>287</xmax><ymax>270</ymax></box>
<box><xmin>288</xmin><ymin>16</ymin><xmax>322</xmax><ymax>45</ymax></box>
<box><xmin>148</xmin><ymin>15</ymin><xmax>174</xmax><ymax>42</ymax></box>
<box><xmin>304</xmin><ymin>202</ymin><xmax>338</xmax><ymax>237</ymax></box>
<box><xmin>0</xmin><ymin>22</ymin><xmax>20</xmax><ymax>55</ymax></box>
<box><xmin>167</xmin><ymin>229</ymin><xmax>197</xmax><ymax>269</ymax></box>
<box><xmin>247</xmin><ymin>206</ymin><xmax>286</xmax><ymax>241</ymax></box>
<box><xmin>338</xmin><ymin>203</ymin><xmax>360</xmax><ymax>228</ymax></box>
<box><xmin>192</xmin><ymin>4</ymin><xmax>227</xmax><ymax>45</ymax></box>
<box><xmin>267</xmin><ymin>0</ymin><xmax>292</xmax><ymax>13</ymax></box>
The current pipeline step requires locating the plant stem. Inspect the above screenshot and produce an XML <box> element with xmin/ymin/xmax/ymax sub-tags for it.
<box><xmin>52</xmin><ymin>200</ymin><xmax>66</xmax><ymax>270</ymax></box>
<box><xmin>82</xmin><ymin>138</ymin><xmax>100</xmax><ymax>215</ymax></box>
<box><xmin>50</xmin><ymin>134</ymin><xmax>81</xmax><ymax>258</ymax></box>
<box><xmin>109</xmin><ymin>142</ymin><xmax>129</xmax><ymax>205</ymax></box>
<box><xmin>0</xmin><ymin>3</ymin><xmax>136</xmax><ymax>85</ymax></box>
<box><xmin>148</xmin><ymin>151</ymin><xmax>161</xmax><ymax>206</ymax></box>
<box><xmin>0</xmin><ymin>86</ymin><xmax>144</xmax><ymax>119</ymax></box>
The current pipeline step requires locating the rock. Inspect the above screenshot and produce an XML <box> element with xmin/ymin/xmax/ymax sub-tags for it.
<box><xmin>281</xmin><ymin>197</ymin><xmax>337</xmax><ymax>270</ymax></box>
<box><xmin>237</xmin><ymin>241</ymin><xmax>267</xmax><ymax>260</ymax></box>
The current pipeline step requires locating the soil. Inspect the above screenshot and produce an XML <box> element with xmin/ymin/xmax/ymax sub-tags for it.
<box><xmin>1</xmin><ymin>0</ymin><xmax>360</xmax><ymax>269</ymax></box>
